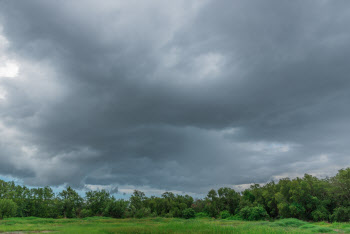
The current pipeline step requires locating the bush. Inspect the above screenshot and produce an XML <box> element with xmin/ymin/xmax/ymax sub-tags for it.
<box><xmin>80</xmin><ymin>209</ymin><xmax>93</xmax><ymax>218</ymax></box>
<box><xmin>170</xmin><ymin>207</ymin><xmax>182</xmax><ymax>218</ymax></box>
<box><xmin>220</xmin><ymin>210</ymin><xmax>231</xmax><ymax>219</ymax></box>
<box><xmin>195</xmin><ymin>212</ymin><xmax>209</xmax><ymax>218</ymax></box>
<box><xmin>289</xmin><ymin>203</ymin><xmax>305</xmax><ymax>219</ymax></box>
<box><xmin>105</xmin><ymin>200</ymin><xmax>128</xmax><ymax>218</ymax></box>
<box><xmin>150</xmin><ymin>212</ymin><xmax>157</xmax><ymax>217</ymax></box>
<box><xmin>239</xmin><ymin>206</ymin><xmax>269</xmax><ymax>221</ymax></box>
<box><xmin>311</xmin><ymin>207</ymin><xmax>329</xmax><ymax>221</ymax></box>
<box><xmin>205</xmin><ymin>200</ymin><xmax>220</xmax><ymax>218</ymax></box>
<box><xmin>182</xmin><ymin>208</ymin><xmax>196</xmax><ymax>219</ymax></box>
<box><xmin>164</xmin><ymin>212</ymin><xmax>173</xmax><ymax>218</ymax></box>
<box><xmin>135</xmin><ymin>208</ymin><xmax>151</xmax><ymax>218</ymax></box>
<box><xmin>0</xmin><ymin>199</ymin><xmax>17</xmax><ymax>219</ymax></box>
<box><xmin>125</xmin><ymin>205</ymin><xmax>150</xmax><ymax>218</ymax></box>
<box><xmin>330</xmin><ymin>207</ymin><xmax>350</xmax><ymax>222</ymax></box>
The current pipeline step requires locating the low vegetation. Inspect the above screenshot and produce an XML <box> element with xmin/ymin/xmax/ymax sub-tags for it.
<box><xmin>0</xmin><ymin>217</ymin><xmax>349</xmax><ymax>233</ymax></box>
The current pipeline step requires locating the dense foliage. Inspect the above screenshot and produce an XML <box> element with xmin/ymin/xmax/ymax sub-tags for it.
<box><xmin>0</xmin><ymin>168</ymin><xmax>348</xmax><ymax>222</ymax></box>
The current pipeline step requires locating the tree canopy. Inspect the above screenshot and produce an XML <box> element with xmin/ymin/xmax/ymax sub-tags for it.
<box><xmin>0</xmin><ymin>168</ymin><xmax>348</xmax><ymax>222</ymax></box>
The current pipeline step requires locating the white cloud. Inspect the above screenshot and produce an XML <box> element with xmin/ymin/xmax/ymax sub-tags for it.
<box><xmin>0</xmin><ymin>27</ymin><xmax>19</xmax><ymax>78</ymax></box>
<box><xmin>238</xmin><ymin>141</ymin><xmax>296</xmax><ymax>154</ymax></box>
<box><xmin>0</xmin><ymin>60</ymin><xmax>19</xmax><ymax>78</ymax></box>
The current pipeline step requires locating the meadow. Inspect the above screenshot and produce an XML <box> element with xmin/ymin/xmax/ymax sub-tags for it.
<box><xmin>0</xmin><ymin>217</ymin><xmax>349</xmax><ymax>234</ymax></box>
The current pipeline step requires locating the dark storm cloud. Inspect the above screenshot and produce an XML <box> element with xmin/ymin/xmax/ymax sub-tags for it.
<box><xmin>0</xmin><ymin>0</ymin><xmax>350</xmax><ymax>194</ymax></box>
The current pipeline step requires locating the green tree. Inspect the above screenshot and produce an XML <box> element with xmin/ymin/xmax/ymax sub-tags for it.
<box><xmin>130</xmin><ymin>190</ymin><xmax>146</xmax><ymax>210</ymax></box>
<box><xmin>239</xmin><ymin>206</ymin><xmax>269</xmax><ymax>221</ymax></box>
<box><xmin>59</xmin><ymin>186</ymin><xmax>83</xmax><ymax>218</ymax></box>
<box><xmin>182</xmin><ymin>208</ymin><xmax>195</xmax><ymax>219</ymax></box>
<box><xmin>105</xmin><ymin>199</ymin><xmax>129</xmax><ymax>218</ymax></box>
<box><xmin>205</xmin><ymin>189</ymin><xmax>220</xmax><ymax>218</ymax></box>
<box><xmin>331</xmin><ymin>168</ymin><xmax>350</xmax><ymax>207</ymax></box>
<box><xmin>217</xmin><ymin>187</ymin><xmax>240</xmax><ymax>215</ymax></box>
<box><xmin>0</xmin><ymin>199</ymin><xmax>17</xmax><ymax>219</ymax></box>
<box><xmin>85</xmin><ymin>190</ymin><xmax>111</xmax><ymax>216</ymax></box>
<box><xmin>330</xmin><ymin>206</ymin><xmax>350</xmax><ymax>222</ymax></box>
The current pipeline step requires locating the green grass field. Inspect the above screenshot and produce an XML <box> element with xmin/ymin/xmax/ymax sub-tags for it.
<box><xmin>0</xmin><ymin>217</ymin><xmax>349</xmax><ymax>233</ymax></box>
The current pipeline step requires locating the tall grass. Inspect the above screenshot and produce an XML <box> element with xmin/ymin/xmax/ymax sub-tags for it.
<box><xmin>0</xmin><ymin>217</ymin><xmax>348</xmax><ymax>233</ymax></box>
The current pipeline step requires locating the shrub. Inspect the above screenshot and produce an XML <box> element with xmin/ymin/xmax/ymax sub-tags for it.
<box><xmin>311</xmin><ymin>207</ymin><xmax>329</xmax><ymax>221</ymax></box>
<box><xmin>220</xmin><ymin>210</ymin><xmax>231</xmax><ymax>219</ymax></box>
<box><xmin>105</xmin><ymin>199</ymin><xmax>129</xmax><ymax>218</ymax></box>
<box><xmin>330</xmin><ymin>207</ymin><xmax>350</xmax><ymax>222</ymax></box>
<box><xmin>135</xmin><ymin>208</ymin><xmax>151</xmax><ymax>218</ymax></box>
<box><xmin>150</xmin><ymin>212</ymin><xmax>157</xmax><ymax>217</ymax></box>
<box><xmin>182</xmin><ymin>208</ymin><xmax>196</xmax><ymax>219</ymax></box>
<box><xmin>239</xmin><ymin>206</ymin><xmax>269</xmax><ymax>221</ymax></box>
<box><xmin>164</xmin><ymin>212</ymin><xmax>173</xmax><ymax>218</ymax></box>
<box><xmin>0</xmin><ymin>199</ymin><xmax>17</xmax><ymax>219</ymax></box>
<box><xmin>205</xmin><ymin>201</ymin><xmax>220</xmax><ymax>218</ymax></box>
<box><xmin>80</xmin><ymin>209</ymin><xmax>93</xmax><ymax>218</ymax></box>
<box><xmin>171</xmin><ymin>207</ymin><xmax>182</xmax><ymax>218</ymax></box>
<box><xmin>289</xmin><ymin>203</ymin><xmax>306</xmax><ymax>219</ymax></box>
<box><xmin>276</xmin><ymin>202</ymin><xmax>290</xmax><ymax>218</ymax></box>
<box><xmin>195</xmin><ymin>212</ymin><xmax>209</xmax><ymax>218</ymax></box>
<box><xmin>125</xmin><ymin>205</ymin><xmax>150</xmax><ymax>218</ymax></box>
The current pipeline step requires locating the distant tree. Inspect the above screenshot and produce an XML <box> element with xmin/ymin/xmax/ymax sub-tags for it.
<box><xmin>191</xmin><ymin>199</ymin><xmax>206</xmax><ymax>213</ymax></box>
<box><xmin>182</xmin><ymin>208</ymin><xmax>195</xmax><ymax>219</ymax></box>
<box><xmin>239</xmin><ymin>206</ymin><xmax>269</xmax><ymax>221</ymax></box>
<box><xmin>29</xmin><ymin>187</ymin><xmax>56</xmax><ymax>218</ymax></box>
<box><xmin>105</xmin><ymin>199</ymin><xmax>129</xmax><ymax>218</ymax></box>
<box><xmin>331</xmin><ymin>168</ymin><xmax>350</xmax><ymax>207</ymax></box>
<box><xmin>59</xmin><ymin>186</ymin><xmax>83</xmax><ymax>218</ymax></box>
<box><xmin>205</xmin><ymin>189</ymin><xmax>220</xmax><ymax>218</ymax></box>
<box><xmin>0</xmin><ymin>199</ymin><xmax>17</xmax><ymax>219</ymax></box>
<box><xmin>130</xmin><ymin>190</ymin><xmax>146</xmax><ymax>211</ymax></box>
<box><xmin>220</xmin><ymin>210</ymin><xmax>231</xmax><ymax>219</ymax></box>
<box><xmin>0</xmin><ymin>168</ymin><xmax>349</xmax><ymax>221</ymax></box>
<box><xmin>330</xmin><ymin>206</ymin><xmax>350</xmax><ymax>222</ymax></box>
<box><xmin>217</xmin><ymin>187</ymin><xmax>240</xmax><ymax>215</ymax></box>
<box><xmin>85</xmin><ymin>190</ymin><xmax>111</xmax><ymax>216</ymax></box>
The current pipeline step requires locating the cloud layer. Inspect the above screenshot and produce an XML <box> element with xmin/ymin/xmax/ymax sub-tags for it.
<box><xmin>0</xmin><ymin>0</ymin><xmax>350</xmax><ymax>194</ymax></box>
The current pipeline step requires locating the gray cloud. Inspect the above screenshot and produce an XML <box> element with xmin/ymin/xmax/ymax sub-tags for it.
<box><xmin>0</xmin><ymin>0</ymin><xmax>349</xmax><ymax>194</ymax></box>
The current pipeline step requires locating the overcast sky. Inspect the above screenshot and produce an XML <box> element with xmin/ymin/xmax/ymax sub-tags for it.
<box><xmin>0</xmin><ymin>0</ymin><xmax>349</xmax><ymax>195</ymax></box>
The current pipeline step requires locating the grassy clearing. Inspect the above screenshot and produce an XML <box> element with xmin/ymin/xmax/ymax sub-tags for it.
<box><xmin>0</xmin><ymin>217</ymin><xmax>349</xmax><ymax>233</ymax></box>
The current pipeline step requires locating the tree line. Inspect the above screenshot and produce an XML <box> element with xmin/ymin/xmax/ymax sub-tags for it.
<box><xmin>0</xmin><ymin>168</ymin><xmax>349</xmax><ymax>222</ymax></box>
